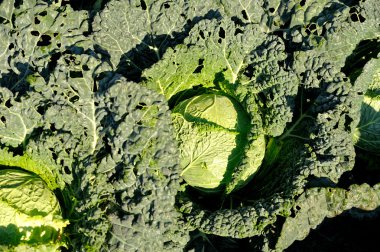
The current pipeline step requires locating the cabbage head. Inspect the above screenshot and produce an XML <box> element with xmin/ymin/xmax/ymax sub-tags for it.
<box><xmin>354</xmin><ymin>57</ymin><xmax>380</xmax><ymax>153</ymax></box>
<box><xmin>172</xmin><ymin>92</ymin><xmax>265</xmax><ymax>192</ymax></box>
<box><xmin>0</xmin><ymin>169</ymin><xmax>68</xmax><ymax>251</ymax></box>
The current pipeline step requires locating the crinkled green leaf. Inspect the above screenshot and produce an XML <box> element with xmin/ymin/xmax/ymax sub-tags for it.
<box><xmin>93</xmin><ymin>0</ymin><xmax>221</xmax><ymax>72</ymax></box>
<box><xmin>0</xmin><ymin>87</ymin><xmax>41</xmax><ymax>147</ymax></box>
<box><xmin>71</xmin><ymin>78</ymin><xmax>187</xmax><ymax>251</ymax></box>
<box><xmin>291</xmin><ymin>0</ymin><xmax>380</xmax><ymax>89</ymax></box>
<box><xmin>143</xmin><ymin>18</ymin><xmax>265</xmax><ymax>99</ymax></box>
<box><xmin>220</xmin><ymin>0</ymin><xmax>280</xmax><ymax>32</ymax></box>
<box><xmin>0</xmin><ymin>0</ymin><xmax>14</xmax><ymax>25</ymax></box>
<box><xmin>275</xmin><ymin>183</ymin><xmax>380</xmax><ymax>251</ymax></box>
<box><xmin>0</xmin><ymin>0</ymin><xmax>90</xmax><ymax>92</ymax></box>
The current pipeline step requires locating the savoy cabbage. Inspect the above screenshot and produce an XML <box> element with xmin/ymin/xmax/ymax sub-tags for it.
<box><xmin>0</xmin><ymin>0</ymin><xmax>379</xmax><ymax>251</ymax></box>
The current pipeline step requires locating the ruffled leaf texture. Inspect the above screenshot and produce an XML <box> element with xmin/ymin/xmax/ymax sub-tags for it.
<box><xmin>0</xmin><ymin>0</ymin><xmax>90</xmax><ymax>93</ymax></box>
<box><xmin>275</xmin><ymin>183</ymin><xmax>380</xmax><ymax>251</ymax></box>
<box><xmin>0</xmin><ymin>0</ymin><xmax>379</xmax><ymax>251</ymax></box>
<box><xmin>0</xmin><ymin>52</ymin><xmax>188</xmax><ymax>251</ymax></box>
<box><xmin>176</xmin><ymin>0</ymin><xmax>380</xmax><ymax>247</ymax></box>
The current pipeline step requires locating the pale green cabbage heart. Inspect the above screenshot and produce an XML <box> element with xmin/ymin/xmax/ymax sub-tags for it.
<box><xmin>172</xmin><ymin>93</ymin><xmax>265</xmax><ymax>192</ymax></box>
<box><xmin>0</xmin><ymin>169</ymin><xmax>68</xmax><ymax>250</ymax></box>
<box><xmin>354</xmin><ymin>58</ymin><xmax>380</xmax><ymax>154</ymax></box>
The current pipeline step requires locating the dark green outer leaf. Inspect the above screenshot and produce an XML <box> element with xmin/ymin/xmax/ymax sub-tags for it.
<box><xmin>0</xmin><ymin>0</ymin><xmax>90</xmax><ymax>92</ymax></box>
<box><xmin>275</xmin><ymin>183</ymin><xmax>380</xmax><ymax>251</ymax></box>
<box><xmin>0</xmin><ymin>51</ymin><xmax>188</xmax><ymax>251</ymax></box>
